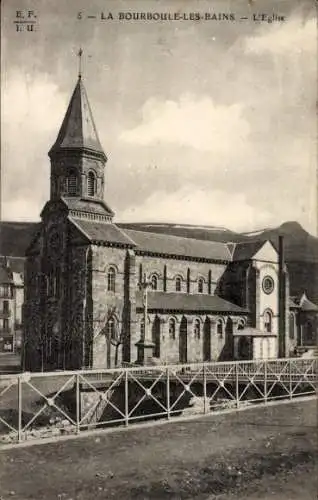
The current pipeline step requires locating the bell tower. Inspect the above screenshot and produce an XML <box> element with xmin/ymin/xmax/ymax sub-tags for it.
<box><xmin>48</xmin><ymin>74</ymin><xmax>107</xmax><ymax>204</ymax></box>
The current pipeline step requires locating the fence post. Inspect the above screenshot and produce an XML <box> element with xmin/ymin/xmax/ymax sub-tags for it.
<box><xmin>264</xmin><ymin>360</ymin><xmax>268</xmax><ymax>404</ymax></box>
<box><xmin>203</xmin><ymin>364</ymin><xmax>208</xmax><ymax>414</ymax></box>
<box><xmin>166</xmin><ymin>367</ymin><xmax>170</xmax><ymax>420</ymax></box>
<box><xmin>76</xmin><ymin>373</ymin><xmax>80</xmax><ymax>434</ymax></box>
<box><xmin>235</xmin><ymin>362</ymin><xmax>239</xmax><ymax>409</ymax></box>
<box><xmin>18</xmin><ymin>375</ymin><xmax>22</xmax><ymax>443</ymax></box>
<box><xmin>125</xmin><ymin>369</ymin><xmax>129</xmax><ymax>427</ymax></box>
<box><xmin>289</xmin><ymin>359</ymin><xmax>293</xmax><ymax>400</ymax></box>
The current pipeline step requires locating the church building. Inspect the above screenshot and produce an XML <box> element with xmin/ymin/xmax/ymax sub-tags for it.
<box><xmin>23</xmin><ymin>75</ymin><xmax>296</xmax><ymax>371</ymax></box>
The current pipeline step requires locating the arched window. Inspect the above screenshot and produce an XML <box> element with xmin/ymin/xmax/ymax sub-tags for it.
<box><xmin>217</xmin><ymin>319</ymin><xmax>224</xmax><ymax>338</ymax></box>
<box><xmin>198</xmin><ymin>278</ymin><xmax>204</xmax><ymax>294</ymax></box>
<box><xmin>169</xmin><ymin>318</ymin><xmax>176</xmax><ymax>340</ymax></box>
<box><xmin>107</xmin><ymin>267</ymin><xmax>116</xmax><ymax>292</ymax></box>
<box><xmin>289</xmin><ymin>313</ymin><xmax>295</xmax><ymax>339</ymax></box>
<box><xmin>66</xmin><ymin>170</ymin><xmax>78</xmax><ymax>196</ymax></box>
<box><xmin>87</xmin><ymin>171</ymin><xmax>96</xmax><ymax>197</ymax></box>
<box><xmin>106</xmin><ymin>317</ymin><xmax>116</xmax><ymax>340</ymax></box>
<box><xmin>194</xmin><ymin>319</ymin><xmax>201</xmax><ymax>339</ymax></box>
<box><xmin>150</xmin><ymin>275</ymin><xmax>158</xmax><ymax>290</ymax></box>
<box><xmin>175</xmin><ymin>276</ymin><xmax>182</xmax><ymax>292</ymax></box>
<box><xmin>264</xmin><ymin>311</ymin><xmax>272</xmax><ymax>333</ymax></box>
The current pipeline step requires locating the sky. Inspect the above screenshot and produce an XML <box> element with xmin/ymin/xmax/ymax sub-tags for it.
<box><xmin>1</xmin><ymin>0</ymin><xmax>317</xmax><ymax>234</ymax></box>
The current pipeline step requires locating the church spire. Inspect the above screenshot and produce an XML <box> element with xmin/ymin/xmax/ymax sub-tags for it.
<box><xmin>48</xmin><ymin>72</ymin><xmax>108</xmax><ymax>203</ymax></box>
<box><xmin>49</xmin><ymin>76</ymin><xmax>106</xmax><ymax>161</ymax></box>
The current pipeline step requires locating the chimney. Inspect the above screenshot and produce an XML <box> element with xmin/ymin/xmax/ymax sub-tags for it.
<box><xmin>278</xmin><ymin>236</ymin><xmax>286</xmax><ymax>357</ymax></box>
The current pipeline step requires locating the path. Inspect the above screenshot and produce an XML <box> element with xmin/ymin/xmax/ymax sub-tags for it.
<box><xmin>0</xmin><ymin>399</ymin><xmax>317</xmax><ymax>499</ymax></box>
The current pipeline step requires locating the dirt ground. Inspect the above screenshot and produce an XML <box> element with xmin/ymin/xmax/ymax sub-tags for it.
<box><xmin>0</xmin><ymin>399</ymin><xmax>317</xmax><ymax>500</ymax></box>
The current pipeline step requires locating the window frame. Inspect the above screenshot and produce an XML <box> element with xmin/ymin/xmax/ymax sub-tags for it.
<box><xmin>263</xmin><ymin>310</ymin><xmax>273</xmax><ymax>333</ymax></box>
<box><xmin>107</xmin><ymin>267</ymin><xmax>116</xmax><ymax>292</ymax></box>
<box><xmin>66</xmin><ymin>170</ymin><xmax>78</xmax><ymax>196</ymax></box>
<box><xmin>150</xmin><ymin>274</ymin><xmax>158</xmax><ymax>291</ymax></box>
<box><xmin>198</xmin><ymin>278</ymin><xmax>204</xmax><ymax>294</ymax></box>
<box><xmin>217</xmin><ymin>319</ymin><xmax>224</xmax><ymax>338</ymax></box>
<box><xmin>194</xmin><ymin>319</ymin><xmax>201</xmax><ymax>340</ymax></box>
<box><xmin>168</xmin><ymin>318</ymin><xmax>176</xmax><ymax>340</ymax></box>
<box><xmin>175</xmin><ymin>276</ymin><xmax>182</xmax><ymax>292</ymax></box>
<box><xmin>87</xmin><ymin>171</ymin><xmax>97</xmax><ymax>197</ymax></box>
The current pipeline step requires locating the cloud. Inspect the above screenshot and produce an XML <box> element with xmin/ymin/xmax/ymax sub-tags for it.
<box><xmin>1</xmin><ymin>71</ymin><xmax>67</xmax><ymax>201</ymax></box>
<box><xmin>119</xmin><ymin>95</ymin><xmax>250</xmax><ymax>153</ymax></box>
<box><xmin>117</xmin><ymin>185</ymin><xmax>273</xmax><ymax>232</ymax></box>
<box><xmin>244</xmin><ymin>18</ymin><xmax>315</xmax><ymax>56</ymax></box>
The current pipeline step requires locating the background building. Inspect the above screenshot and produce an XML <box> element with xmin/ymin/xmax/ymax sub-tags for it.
<box><xmin>0</xmin><ymin>258</ymin><xmax>24</xmax><ymax>353</ymax></box>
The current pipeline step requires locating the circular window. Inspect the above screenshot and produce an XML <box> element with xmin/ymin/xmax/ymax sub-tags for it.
<box><xmin>262</xmin><ymin>276</ymin><xmax>274</xmax><ymax>295</ymax></box>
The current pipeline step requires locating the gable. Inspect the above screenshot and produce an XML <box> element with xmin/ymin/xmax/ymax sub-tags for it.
<box><xmin>253</xmin><ymin>240</ymin><xmax>278</xmax><ymax>263</ymax></box>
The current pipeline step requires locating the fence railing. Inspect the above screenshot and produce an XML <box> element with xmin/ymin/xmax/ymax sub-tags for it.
<box><xmin>0</xmin><ymin>357</ymin><xmax>317</xmax><ymax>445</ymax></box>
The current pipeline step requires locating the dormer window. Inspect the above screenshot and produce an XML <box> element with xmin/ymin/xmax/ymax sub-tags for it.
<box><xmin>87</xmin><ymin>171</ymin><xmax>96</xmax><ymax>197</ymax></box>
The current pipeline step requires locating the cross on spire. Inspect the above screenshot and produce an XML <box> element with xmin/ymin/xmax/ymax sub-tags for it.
<box><xmin>78</xmin><ymin>47</ymin><xmax>83</xmax><ymax>78</ymax></box>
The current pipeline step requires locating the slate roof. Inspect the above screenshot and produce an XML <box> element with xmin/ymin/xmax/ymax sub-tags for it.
<box><xmin>289</xmin><ymin>293</ymin><xmax>318</xmax><ymax>312</ymax></box>
<box><xmin>69</xmin><ymin>217</ymin><xmax>136</xmax><ymax>246</ymax></box>
<box><xmin>0</xmin><ymin>265</ymin><xmax>23</xmax><ymax>285</ymax></box>
<box><xmin>231</xmin><ymin>240</ymin><xmax>266</xmax><ymax>261</ymax></box>
<box><xmin>63</xmin><ymin>197</ymin><xmax>114</xmax><ymax>217</ymax></box>
<box><xmin>49</xmin><ymin>77</ymin><xmax>106</xmax><ymax>159</ymax></box>
<box><xmin>0</xmin><ymin>266</ymin><xmax>12</xmax><ymax>284</ymax></box>
<box><xmin>300</xmin><ymin>293</ymin><xmax>318</xmax><ymax>312</ymax></box>
<box><xmin>136</xmin><ymin>291</ymin><xmax>247</xmax><ymax>313</ymax></box>
<box><xmin>0</xmin><ymin>256</ymin><xmax>25</xmax><ymax>274</ymax></box>
<box><xmin>125</xmin><ymin>229</ymin><xmax>231</xmax><ymax>261</ymax></box>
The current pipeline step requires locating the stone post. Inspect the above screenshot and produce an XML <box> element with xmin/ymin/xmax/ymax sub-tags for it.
<box><xmin>135</xmin><ymin>273</ymin><xmax>155</xmax><ymax>364</ymax></box>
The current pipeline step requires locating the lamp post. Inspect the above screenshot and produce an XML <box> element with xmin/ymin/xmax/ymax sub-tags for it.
<box><xmin>135</xmin><ymin>273</ymin><xmax>155</xmax><ymax>365</ymax></box>
<box><xmin>82</xmin><ymin>246</ymin><xmax>90</xmax><ymax>369</ymax></box>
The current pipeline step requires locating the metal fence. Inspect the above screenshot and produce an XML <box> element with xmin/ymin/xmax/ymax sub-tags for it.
<box><xmin>0</xmin><ymin>357</ymin><xmax>317</xmax><ymax>445</ymax></box>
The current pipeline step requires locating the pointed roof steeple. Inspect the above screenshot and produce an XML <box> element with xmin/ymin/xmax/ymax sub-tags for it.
<box><xmin>49</xmin><ymin>76</ymin><xmax>106</xmax><ymax>161</ymax></box>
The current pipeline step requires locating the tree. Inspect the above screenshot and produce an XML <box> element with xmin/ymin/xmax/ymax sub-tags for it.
<box><xmin>95</xmin><ymin>307</ymin><xmax>123</xmax><ymax>367</ymax></box>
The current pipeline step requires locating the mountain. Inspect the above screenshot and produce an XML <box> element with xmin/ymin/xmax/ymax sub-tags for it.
<box><xmin>0</xmin><ymin>221</ymin><xmax>39</xmax><ymax>257</ymax></box>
